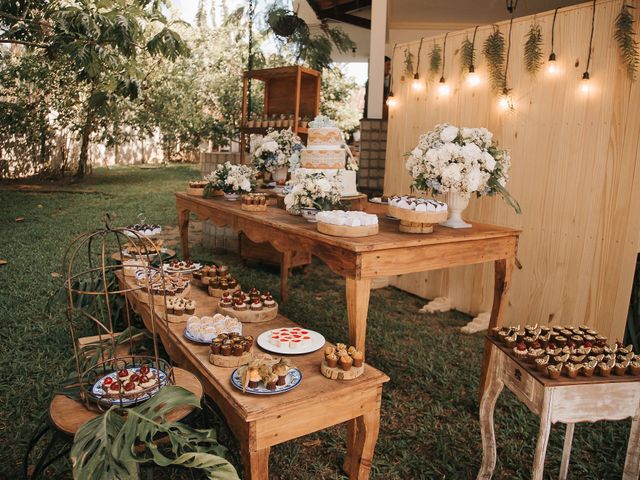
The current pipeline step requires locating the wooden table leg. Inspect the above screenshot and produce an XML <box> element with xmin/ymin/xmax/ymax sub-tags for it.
<box><xmin>345</xmin><ymin>409</ymin><xmax>381</xmax><ymax>480</ymax></box>
<box><xmin>479</xmin><ymin>257</ymin><xmax>515</xmax><ymax>397</ymax></box>
<box><xmin>177</xmin><ymin>207</ymin><xmax>191</xmax><ymax>259</ymax></box>
<box><xmin>559</xmin><ymin>423</ymin><xmax>575</xmax><ymax>480</ymax></box>
<box><xmin>623</xmin><ymin>407</ymin><xmax>640</xmax><ymax>480</ymax></box>
<box><xmin>346</xmin><ymin>277</ymin><xmax>372</xmax><ymax>353</ymax></box>
<box><xmin>280</xmin><ymin>250</ymin><xmax>292</xmax><ymax>303</ymax></box>
<box><xmin>241</xmin><ymin>445</ymin><xmax>270</xmax><ymax>480</ymax></box>
<box><xmin>532</xmin><ymin>390</ymin><xmax>554</xmax><ymax>480</ymax></box>
<box><xmin>477</xmin><ymin>350</ymin><xmax>504</xmax><ymax>480</ymax></box>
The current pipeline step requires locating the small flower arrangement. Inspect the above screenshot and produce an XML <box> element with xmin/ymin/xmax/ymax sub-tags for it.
<box><xmin>250</xmin><ymin>128</ymin><xmax>303</xmax><ymax>173</ymax></box>
<box><xmin>205</xmin><ymin>162</ymin><xmax>255</xmax><ymax>195</ymax></box>
<box><xmin>405</xmin><ymin>123</ymin><xmax>521</xmax><ymax>212</ymax></box>
<box><xmin>308</xmin><ymin>115</ymin><xmax>337</xmax><ymax>128</ymax></box>
<box><xmin>283</xmin><ymin>170</ymin><xmax>342</xmax><ymax>214</ymax></box>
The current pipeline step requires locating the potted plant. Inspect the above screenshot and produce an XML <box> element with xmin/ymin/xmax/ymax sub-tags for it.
<box><xmin>247</xmin><ymin>115</ymin><xmax>255</xmax><ymax>128</ymax></box>
<box><xmin>283</xmin><ymin>170</ymin><xmax>342</xmax><ymax>222</ymax></box>
<box><xmin>405</xmin><ymin>123</ymin><xmax>521</xmax><ymax>228</ymax></box>
<box><xmin>250</xmin><ymin>128</ymin><xmax>303</xmax><ymax>184</ymax></box>
<box><xmin>267</xmin><ymin>7</ymin><xmax>306</xmax><ymax>38</ymax></box>
<box><xmin>205</xmin><ymin>162</ymin><xmax>255</xmax><ymax>201</ymax></box>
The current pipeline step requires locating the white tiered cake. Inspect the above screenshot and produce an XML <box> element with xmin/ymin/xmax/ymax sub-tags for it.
<box><xmin>297</xmin><ymin>118</ymin><xmax>358</xmax><ymax>196</ymax></box>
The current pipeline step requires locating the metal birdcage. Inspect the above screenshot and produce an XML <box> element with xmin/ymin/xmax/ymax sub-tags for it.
<box><xmin>62</xmin><ymin>218</ymin><xmax>178</xmax><ymax>411</ymax></box>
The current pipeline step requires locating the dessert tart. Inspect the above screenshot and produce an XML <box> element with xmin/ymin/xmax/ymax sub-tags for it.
<box><xmin>241</xmin><ymin>193</ymin><xmax>268</xmax><ymax>211</ymax></box>
<box><xmin>184</xmin><ymin>314</ymin><xmax>241</xmax><ymax>344</ymax></box>
<box><xmin>218</xmin><ymin>288</ymin><xmax>278</xmax><ymax>323</ymax></box>
<box><xmin>321</xmin><ymin>343</ymin><xmax>365</xmax><ymax>380</ymax></box>
<box><xmin>388</xmin><ymin>195</ymin><xmax>448</xmax><ymax>233</ymax></box>
<box><xmin>163</xmin><ymin>260</ymin><xmax>202</xmax><ymax>275</ymax></box>
<box><xmin>316</xmin><ymin>210</ymin><xmax>379</xmax><ymax>237</ymax></box>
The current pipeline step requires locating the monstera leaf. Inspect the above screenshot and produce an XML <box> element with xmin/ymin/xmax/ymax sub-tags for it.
<box><xmin>71</xmin><ymin>386</ymin><xmax>239</xmax><ymax>480</ymax></box>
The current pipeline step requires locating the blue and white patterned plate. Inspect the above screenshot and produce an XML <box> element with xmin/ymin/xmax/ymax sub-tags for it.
<box><xmin>91</xmin><ymin>367</ymin><xmax>169</xmax><ymax>406</ymax></box>
<box><xmin>230</xmin><ymin>367</ymin><xmax>302</xmax><ymax>395</ymax></box>
<box><xmin>183</xmin><ymin>328</ymin><xmax>212</xmax><ymax>345</ymax></box>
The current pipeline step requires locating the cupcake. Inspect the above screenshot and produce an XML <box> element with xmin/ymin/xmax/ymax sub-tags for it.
<box><xmin>564</xmin><ymin>363</ymin><xmax>580</xmax><ymax>378</ymax></box>
<box><xmin>233</xmin><ymin>299</ymin><xmax>248</xmax><ymax>311</ymax></box>
<box><xmin>547</xmin><ymin>364</ymin><xmax>562</xmax><ymax>379</ymax></box>
<box><xmin>513</xmin><ymin>342</ymin><xmax>528</xmax><ymax>360</ymax></box>
<box><xmin>535</xmin><ymin>355</ymin><xmax>549</xmax><ymax>372</ymax></box>
<box><xmin>210</xmin><ymin>339</ymin><xmax>222</xmax><ymax>355</ymax></box>
<box><xmin>232</xmin><ymin>344</ymin><xmax>244</xmax><ymax>357</ymax></box>
<box><xmin>630</xmin><ymin>361</ymin><xmax>640</xmax><ymax>376</ymax></box>
<box><xmin>173</xmin><ymin>303</ymin><xmax>184</xmax><ymax>316</ymax></box>
<box><xmin>184</xmin><ymin>300</ymin><xmax>196</xmax><ymax>315</ymax></box>
<box><xmin>247</xmin><ymin>367</ymin><xmax>261</xmax><ymax>389</ymax></box>
<box><xmin>218</xmin><ymin>265</ymin><xmax>229</xmax><ymax>277</ymax></box>
<box><xmin>263</xmin><ymin>295</ymin><xmax>276</xmax><ymax>308</ymax></box>
<box><xmin>615</xmin><ymin>361</ymin><xmax>629</xmax><ymax>376</ymax></box>
<box><xmin>324</xmin><ymin>346</ymin><xmax>336</xmax><ymax>356</ymax></box>
<box><xmin>554</xmin><ymin>336</ymin><xmax>567</xmax><ymax>346</ymax></box>
<box><xmin>326</xmin><ymin>353</ymin><xmax>338</xmax><ymax>368</ymax></box>
<box><xmin>570</xmin><ymin>354</ymin><xmax>586</xmax><ymax>363</ymax></box>
<box><xmin>352</xmin><ymin>351</ymin><xmax>364</xmax><ymax>368</ymax></box>
<box><xmin>273</xmin><ymin>360</ymin><xmax>290</xmax><ymax>386</ymax></box>
<box><xmin>250</xmin><ymin>299</ymin><xmax>263</xmax><ymax>311</ymax></box>
<box><xmin>582</xmin><ymin>360</ymin><xmax>597</xmax><ymax>377</ymax></box>
<box><xmin>598</xmin><ymin>362</ymin><xmax>613</xmax><ymax>377</ymax></box>
<box><xmin>209</xmin><ymin>277</ymin><xmax>221</xmax><ymax>289</ymax></box>
<box><xmin>220</xmin><ymin>295</ymin><xmax>233</xmax><ymax>308</ymax></box>
<box><xmin>243</xmin><ymin>336</ymin><xmax>254</xmax><ymax>351</ymax></box>
<box><xmin>249</xmin><ymin>288</ymin><xmax>260</xmax><ymax>301</ymax></box>
<box><xmin>232</xmin><ymin>290</ymin><xmax>243</xmax><ymax>299</ymax></box>
<box><xmin>265</xmin><ymin>373</ymin><xmax>278</xmax><ymax>391</ymax></box>
<box><xmin>221</xmin><ymin>344</ymin><xmax>232</xmax><ymax>356</ymax></box>
<box><xmin>504</xmin><ymin>333</ymin><xmax>518</xmax><ymax>348</ymax></box>
<box><xmin>227</xmin><ymin>277</ymin><xmax>238</xmax><ymax>289</ymax></box>
<box><xmin>339</xmin><ymin>354</ymin><xmax>353</xmax><ymax>371</ymax></box>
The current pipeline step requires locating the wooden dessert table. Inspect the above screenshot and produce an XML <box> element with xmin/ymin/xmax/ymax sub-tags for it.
<box><xmin>478</xmin><ymin>338</ymin><xmax>640</xmax><ymax>480</ymax></box>
<box><xmin>176</xmin><ymin>192</ymin><xmax>520</xmax><ymax>392</ymax></box>
<box><xmin>119</xmin><ymin>273</ymin><xmax>390</xmax><ymax>480</ymax></box>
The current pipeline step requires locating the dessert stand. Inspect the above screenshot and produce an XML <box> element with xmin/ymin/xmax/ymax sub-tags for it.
<box><xmin>388</xmin><ymin>205</ymin><xmax>448</xmax><ymax>234</ymax></box>
<box><xmin>321</xmin><ymin>359</ymin><xmax>364</xmax><ymax>380</ymax></box>
<box><xmin>210</xmin><ymin>348</ymin><xmax>254</xmax><ymax>368</ymax></box>
<box><xmin>317</xmin><ymin>221</ymin><xmax>378</xmax><ymax>238</ymax></box>
<box><xmin>218</xmin><ymin>304</ymin><xmax>278</xmax><ymax>323</ymax></box>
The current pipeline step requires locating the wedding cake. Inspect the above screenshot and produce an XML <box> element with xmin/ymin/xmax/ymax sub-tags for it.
<box><xmin>297</xmin><ymin>116</ymin><xmax>358</xmax><ymax>196</ymax></box>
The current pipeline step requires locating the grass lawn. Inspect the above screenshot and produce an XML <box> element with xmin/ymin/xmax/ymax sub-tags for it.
<box><xmin>0</xmin><ymin>165</ymin><xmax>630</xmax><ymax>479</ymax></box>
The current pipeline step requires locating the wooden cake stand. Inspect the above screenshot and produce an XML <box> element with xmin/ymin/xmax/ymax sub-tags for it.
<box><xmin>209</xmin><ymin>348</ymin><xmax>254</xmax><ymax>368</ymax></box>
<box><xmin>217</xmin><ymin>304</ymin><xmax>278</xmax><ymax>323</ymax></box>
<box><xmin>241</xmin><ymin>204</ymin><xmax>267</xmax><ymax>212</ymax></box>
<box><xmin>317</xmin><ymin>222</ymin><xmax>378</xmax><ymax>238</ymax></box>
<box><xmin>207</xmin><ymin>284</ymin><xmax>241</xmax><ymax>298</ymax></box>
<box><xmin>133</xmin><ymin>285</ymin><xmax>191</xmax><ymax>306</ymax></box>
<box><xmin>388</xmin><ymin>205</ymin><xmax>448</xmax><ymax>234</ymax></box>
<box><xmin>321</xmin><ymin>359</ymin><xmax>365</xmax><ymax>380</ymax></box>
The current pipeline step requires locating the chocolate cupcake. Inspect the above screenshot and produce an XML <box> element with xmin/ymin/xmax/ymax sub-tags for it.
<box><xmin>547</xmin><ymin>364</ymin><xmax>562</xmax><ymax>379</ymax></box>
<box><xmin>221</xmin><ymin>344</ymin><xmax>232</xmax><ymax>356</ymax></box>
<box><xmin>615</xmin><ymin>361</ymin><xmax>629</xmax><ymax>376</ymax></box>
<box><xmin>582</xmin><ymin>360</ymin><xmax>597</xmax><ymax>377</ymax></box>
<box><xmin>598</xmin><ymin>362</ymin><xmax>613</xmax><ymax>377</ymax></box>
<box><xmin>535</xmin><ymin>355</ymin><xmax>549</xmax><ymax>372</ymax></box>
<box><xmin>232</xmin><ymin>344</ymin><xmax>244</xmax><ymax>357</ymax></box>
<box><xmin>243</xmin><ymin>336</ymin><xmax>254</xmax><ymax>351</ymax></box>
<box><xmin>210</xmin><ymin>340</ymin><xmax>222</xmax><ymax>355</ymax></box>
<box><xmin>630</xmin><ymin>361</ymin><xmax>640</xmax><ymax>376</ymax></box>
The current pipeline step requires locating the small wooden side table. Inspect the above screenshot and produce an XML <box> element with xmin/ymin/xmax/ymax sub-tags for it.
<box><xmin>478</xmin><ymin>340</ymin><xmax>640</xmax><ymax>480</ymax></box>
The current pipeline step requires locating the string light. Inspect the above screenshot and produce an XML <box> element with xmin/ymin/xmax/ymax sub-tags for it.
<box><xmin>412</xmin><ymin>37</ymin><xmax>425</xmax><ymax>92</ymax></box>
<box><xmin>498</xmin><ymin>88</ymin><xmax>514</xmax><ymax>110</ymax></box>
<box><xmin>580</xmin><ymin>0</ymin><xmax>596</xmax><ymax>95</ymax></box>
<box><xmin>498</xmin><ymin>17</ymin><xmax>515</xmax><ymax>110</ymax></box>
<box><xmin>386</xmin><ymin>92</ymin><xmax>397</xmax><ymax>108</ymax></box>
<box><xmin>547</xmin><ymin>8</ymin><xmax>559</xmax><ymax>75</ymax></box>
<box><xmin>467</xmin><ymin>26</ymin><xmax>480</xmax><ymax>87</ymax></box>
<box><xmin>438</xmin><ymin>33</ymin><xmax>450</xmax><ymax>97</ymax></box>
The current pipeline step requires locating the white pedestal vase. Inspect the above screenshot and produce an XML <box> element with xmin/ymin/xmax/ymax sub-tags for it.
<box><xmin>271</xmin><ymin>167</ymin><xmax>288</xmax><ymax>184</ymax></box>
<box><xmin>224</xmin><ymin>192</ymin><xmax>240</xmax><ymax>201</ymax></box>
<box><xmin>300</xmin><ymin>208</ymin><xmax>319</xmax><ymax>222</ymax></box>
<box><xmin>441</xmin><ymin>192</ymin><xmax>472</xmax><ymax>229</ymax></box>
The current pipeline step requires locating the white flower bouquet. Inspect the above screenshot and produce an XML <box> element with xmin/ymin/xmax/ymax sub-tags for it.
<box><xmin>405</xmin><ymin>123</ymin><xmax>521</xmax><ymax>212</ymax></box>
<box><xmin>283</xmin><ymin>170</ymin><xmax>342</xmax><ymax>214</ymax></box>
<box><xmin>205</xmin><ymin>162</ymin><xmax>255</xmax><ymax>195</ymax></box>
<box><xmin>250</xmin><ymin>128</ymin><xmax>303</xmax><ymax>173</ymax></box>
<box><xmin>308</xmin><ymin>115</ymin><xmax>336</xmax><ymax>128</ymax></box>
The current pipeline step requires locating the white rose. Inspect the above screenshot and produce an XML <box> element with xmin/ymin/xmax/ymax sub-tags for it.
<box><xmin>465</xmin><ymin>167</ymin><xmax>484</xmax><ymax>192</ymax></box>
<box><xmin>441</xmin><ymin>163</ymin><xmax>464</xmax><ymax>184</ymax></box>
<box><xmin>461</xmin><ymin>143</ymin><xmax>482</xmax><ymax>162</ymax></box>
<box><xmin>482</xmin><ymin>151</ymin><xmax>497</xmax><ymax>171</ymax></box>
<box><xmin>440</xmin><ymin>125</ymin><xmax>459</xmax><ymax>143</ymax></box>
<box><xmin>411</xmin><ymin>147</ymin><xmax>423</xmax><ymax>158</ymax></box>
<box><xmin>461</xmin><ymin>127</ymin><xmax>474</xmax><ymax>140</ymax></box>
<box><xmin>240</xmin><ymin>179</ymin><xmax>251</xmax><ymax>192</ymax></box>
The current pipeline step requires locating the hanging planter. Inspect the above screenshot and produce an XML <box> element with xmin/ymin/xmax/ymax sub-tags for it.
<box><xmin>268</xmin><ymin>8</ymin><xmax>305</xmax><ymax>38</ymax></box>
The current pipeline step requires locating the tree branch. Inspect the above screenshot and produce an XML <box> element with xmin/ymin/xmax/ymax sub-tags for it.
<box><xmin>0</xmin><ymin>38</ymin><xmax>48</xmax><ymax>48</ymax></box>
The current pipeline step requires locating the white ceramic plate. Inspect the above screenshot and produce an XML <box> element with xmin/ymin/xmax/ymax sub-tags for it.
<box><xmin>230</xmin><ymin>367</ymin><xmax>302</xmax><ymax>395</ymax></box>
<box><xmin>257</xmin><ymin>328</ymin><xmax>325</xmax><ymax>355</ymax></box>
<box><xmin>163</xmin><ymin>262</ymin><xmax>202</xmax><ymax>275</ymax></box>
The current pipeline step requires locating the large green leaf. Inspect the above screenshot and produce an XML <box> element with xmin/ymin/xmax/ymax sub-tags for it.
<box><xmin>71</xmin><ymin>386</ymin><xmax>239</xmax><ymax>480</ymax></box>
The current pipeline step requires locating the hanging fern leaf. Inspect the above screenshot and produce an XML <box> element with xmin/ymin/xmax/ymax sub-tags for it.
<box><xmin>615</xmin><ymin>3</ymin><xmax>639</xmax><ymax>80</ymax></box>
<box><xmin>403</xmin><ymin>48</ymin><xmax>415</xmax><ymax>76</ymax></box>
<box><xmin>460</xmin><ymin>37</ymin><xmax>475</xmax><ymax>72</ymax></box>
<box><xmin>429</xmin><ymin>43</ymin><xmax>442</xmax><ymax>76</ymax></box>
<box><xmin>524</xmin><ymin>23</ymin><xmax>544</xmax><ymax>74</ymax></box>
<box><xmin>483</xmin><ymin>26</ymin><xmax>505</xmax><ymax>92</ymax></box>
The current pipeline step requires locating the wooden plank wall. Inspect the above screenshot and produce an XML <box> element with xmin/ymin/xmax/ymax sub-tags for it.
<box><xmin>383</xmin><ymin>0</ymin><xmax>640</xmax><ymax>339</ymax></box>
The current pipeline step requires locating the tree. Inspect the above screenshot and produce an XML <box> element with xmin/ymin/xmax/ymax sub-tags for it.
<box><xmin>320</xmin><ymin>67</ymin><xmax>361</xmax><ymax>134</ymax></box>
<box><xmin>196</xmin><ymin>0</ymin><xmax>208</xmax><ymax>29</ymax></box>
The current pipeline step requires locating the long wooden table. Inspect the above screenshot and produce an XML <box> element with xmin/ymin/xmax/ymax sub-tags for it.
<box><xmin>176</xmin><ymin>192</ymin><xmax>520</xmax><ymax>392</ymax></box>
<box><xmin>120</xmin><ymin>273</ymin><xmax>389</xmax><ymax>479</ymax></box>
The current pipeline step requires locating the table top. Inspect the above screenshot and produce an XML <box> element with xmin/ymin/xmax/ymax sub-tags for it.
<box><xmin>176</xmin><ymin>192</ymin><xmax>520</xmax><ymax>254</ymax></box>
<box><xmin>124</xmin><ymin>273</ymin><xmax>390</xmax><ymax>422</ymax></box>
<box><xmin>488</xmin><ymin>337</ymin><xmax>640</xmax><ymax>388</ymax></box>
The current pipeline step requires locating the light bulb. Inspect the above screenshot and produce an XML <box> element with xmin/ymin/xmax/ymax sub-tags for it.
<box><xmin>411</xmin><ymin>73</ymin><xmax>424</xmax><ymax>92</ymax></box>
<box><xmin>437</xmin><ymin>77</ymin><xmax>450</xmax><ymax>96</ymax></box>
<box><xmin>386</xmin><ymin>93</ymin><xmax>397</xmax><ymax>108</ymax></box>
<box><xmin>498</xmin><ymin>90</ymin><xmax>513</xmax><ymax>110</ymax></box>
<box><xmin>580</xmin><ymin>71</ymin><xmax>591</xmax><ymax>94</ymax></box>
<box><xmin>467</xmin><ymin>72</ymin><xmax>480</xmax><ymax>87</ymax></box>
<box><xmin>547</xmin><ymin>52</ymin><xmax>558</xmax><ymax>75</ymax></box>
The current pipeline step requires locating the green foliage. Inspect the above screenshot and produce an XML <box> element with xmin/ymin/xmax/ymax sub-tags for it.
<box><xmin>524</xmin><ymin>23</ymin><xmax>544</xmax><ymax>75</ymax></box>
<box><xmin>460</xmin><ymin>37</ymin><xmax>475</xmax><ymax>72</ymax></box>
<box><xmin>429</xmin><ymin>42</ymin><xmax>442</xmax><ymax>76</ymax></box>
<box><xmin>483</xmin><ymin>26</ymin><xmax>506</xmax><ymax>92</ymax></box>
<box><xmin>403</xmin><ymin>48</ymin><xmax>415</xmax><ymax>75</ymax></box>
<box><xmin>319</xmin><ymin>67</ymin><xmax>361</xmax><ymax>134</ymax></box>
<box><xmin>71</xmin><ymin>386</ymin><xmax>239</xmax><ymax>479</ymax></box>
<box><xmin>615</xmin><ymin>3</ymin><xmax>639</xmax><ymax>80</ymax></box>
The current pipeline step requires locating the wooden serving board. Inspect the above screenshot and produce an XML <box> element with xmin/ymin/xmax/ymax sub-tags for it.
<box><xmin>209</xmin><ymin>349</ymin><xmax>253</xmax><ymax>368</ymax></box>
<box><xmin>241</xmin><ymin>203</ymin><xmax>267</xmax><ymax>212</ymax></box>
<box><xmin>207</xmin><ymin>285</ymin><xmax>241</xmax><ymax>298</ymax></box>
<box><xmin>317</xmin><ymin>221</ymin><xmax>379</xmax><ymax>238</ymax></box>
<box><xmin>388</xmin><ymin>204</ymin><xmax>449</xmax><ymax>224</ymax></box>
<box><xmin>399</xmin><ymin>221</ymin><xmax>435</xmax><ymax>233</ymax></box>
<box><xmin>321</xmin><ymin>359</ymin><xmax>365</xmax><ymax>380</ymax></box>
<box><xmin>187</xmin><ymin>187</ymin><xmax>205</xmax><ymax>197</ymax></box>
<box><xmin>217</xmin><ymin>304</ymin><xmax>278</xmax><ymax>323</ymax></box>
<box><xmin>134</xmin><ymin>285</ymin><xmax>191</xmax><ymax>306</ymax></box>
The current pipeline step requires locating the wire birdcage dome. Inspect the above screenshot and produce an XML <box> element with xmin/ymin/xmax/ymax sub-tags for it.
<box><xmin>62</xmin><ymin>217</ymin><xmax>179</xmax><ymax>411</ymax></box>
